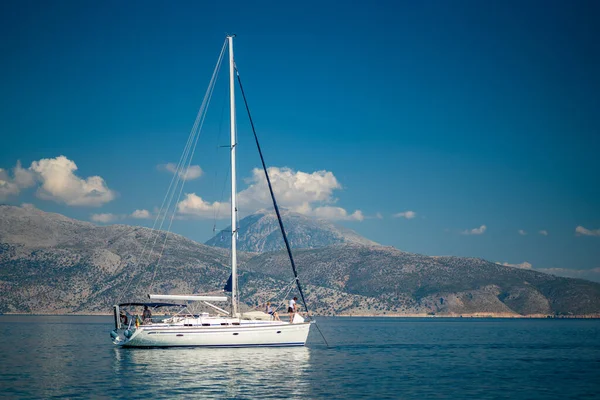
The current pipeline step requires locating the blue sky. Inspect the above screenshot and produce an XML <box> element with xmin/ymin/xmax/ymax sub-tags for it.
<box><xmin>1</xmin><ymin>1</ymin><xmax>599</xmax><ymax>280</ymax></box>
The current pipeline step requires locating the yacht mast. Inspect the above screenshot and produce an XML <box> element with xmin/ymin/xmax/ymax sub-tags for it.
<box><xmin>228</xmin><ymin>35</ymin><xmax>239</xmax><ymax>316</ymax></box>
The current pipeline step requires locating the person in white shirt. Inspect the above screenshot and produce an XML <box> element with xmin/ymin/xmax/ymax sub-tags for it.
<box><xmin>288</xmin><ymin>297</ymin><xmax>298</xmax><ymax>323</ymax></box>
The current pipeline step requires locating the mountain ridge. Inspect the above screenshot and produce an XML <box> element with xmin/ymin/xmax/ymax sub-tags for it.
<box><xmin>243</xmin><ymin>243</ymin><xmax>600</xmax><ymax>316</ymax></box>
<box><xmin>205</xmin><ymin>209</ymin><xmax>378</xmax><ymax>252</ymax></box>
<box><xmin>1</xmin><ymin>205</ymin><xmax>599</xmax><ymax>317</ymax></box>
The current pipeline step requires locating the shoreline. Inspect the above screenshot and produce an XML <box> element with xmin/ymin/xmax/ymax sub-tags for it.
<box><xmin>2</xmin><ymin>312</ymin><xmax>599</xmax><ymax>319</ymax></box>
<box><xmin>334</xmin><ymin>313</ymin><xmax>600</xmax><ymax>319</ymax></box>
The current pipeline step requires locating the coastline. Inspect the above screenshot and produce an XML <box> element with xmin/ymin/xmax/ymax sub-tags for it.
<box><xmin>334</xmin><ymin>313</ymin><xmax>600</xmax><ymax>319</ymax></box>
<box><xmin>2</xmin><ymin>312</ymin><xmax>599</xmax><ymax>319</ymax></box>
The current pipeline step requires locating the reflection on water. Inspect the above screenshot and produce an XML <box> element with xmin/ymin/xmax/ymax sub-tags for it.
<box><xmin>113</xmin><ymin>346</ymin><xmax>311</xmax><ymax>399</ymax></box>
<box><xmin>2</xmin><ymin>316</ymin><xmax>600</xmax><ymax>399</ymax></box>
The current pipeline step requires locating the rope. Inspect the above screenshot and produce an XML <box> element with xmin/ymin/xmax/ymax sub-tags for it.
<box><xmin>119</xmin><ymin>39</ymin><xmax>229</xmax><ymax>303</ymax></box>
<box><xmin>147</xmin><ymin>38</ymin><xmax>228</xmax><ymax>293</ymax></box>
<box><xmin>235</xmin><ymin>65</ymin><xmax>329</xmax><ymax>347</ymax></box>
<box><xmin>277</xmin><ymin>281</ymin><xmax>297</xmax><ymax>312</ymax></box>
<box><xmin>251</xmin><ymin>278</ymin><xmax>296</xmax><ymax>312</ymax></box>
<box><xmin>235</xmin><ymin>67</ymin><xmax>309</xmax><ymax>313</ymax></box>
<box><xmin>117</xmin><ymin>79</ymin><xmax>201</xmax><ymax>303</ymax></box>
<box><xmin>118</xmin><ymin>39</ymin><xmax>227</xmax><ymax>301</ymax></box>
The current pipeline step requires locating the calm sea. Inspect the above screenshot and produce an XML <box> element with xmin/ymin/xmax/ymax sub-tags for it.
<box><xmin>0</xmin><ymin>316</ymin><xmax>599</xmax><ymax>399</ymax></box>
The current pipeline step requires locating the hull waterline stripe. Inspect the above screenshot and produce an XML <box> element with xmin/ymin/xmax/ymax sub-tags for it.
<box><xmin>121</xmin><ymin>342</ymin><xmax>305</xmax><ymax>348</ymax></box>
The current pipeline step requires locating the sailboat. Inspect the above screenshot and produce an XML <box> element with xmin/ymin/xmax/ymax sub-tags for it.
<box><xmin>110</xmin><ymin>35</ymin><xmax>312</xmax><ymax>347</ymax></box>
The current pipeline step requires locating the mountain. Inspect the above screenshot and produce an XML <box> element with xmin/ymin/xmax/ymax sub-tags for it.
<box><xmin>242</xmin><ymin>244</ymin><xmax>600</xmax><ymax>316</ymax></box>
<box><xmin>0</xmin><ymin>205</ymin><xmax>245</xmax><ymax>313</ymax></box>
<box><xmin>205</xmin><ymin>209</ymin><xmax>378</xmax><ymax>252</ymax></box>
<box><xmin>1</xmin><ymin>205</ymin><xmax>599</xmax><ymax>317</ymax></box>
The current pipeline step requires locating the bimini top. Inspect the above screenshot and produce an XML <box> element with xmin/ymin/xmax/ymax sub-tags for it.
<box><xmin>117</xmin><ymin>302</ymin><xmax>186</xmax><ymax>308</ymax></box>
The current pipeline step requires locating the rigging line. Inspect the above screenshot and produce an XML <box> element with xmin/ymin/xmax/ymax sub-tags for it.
<box><xmin>118</xmin><ymin>76</ymin><xmax>205</xmax><ymax>302</ymax></box>
<box><xmin>149</xmin><ymin>55</ymin><xmax>222</xmax><ymax>286</ymax></box>
<box><xmin>147</xmin><ymin>78</ymin><xmax>220</xmax><ymax>293</ymax></box>
<box><xmin>132</xmin><ymin>94</ymin><xmax>202</xmax><ymax>296</ymax></box>
<box><xmin>274</xmin><ymin>280</ymin><xmax>297</xmax><ymax>313</ymax></box>
<box><xmin>147</xmin><ymin>40</ymin><xmax>226</xmax><ymax>292</ymax></box>
<box><xmin>234</xmin><ymin>67</ymin><xmax>309</xmax><ymax>312</ymax></box>
<box><xmin>251</xmin><ymin>278</ymin><xmax>296</xmax><ymax>311</ymax></box>
<box><xmin>127</xmin><ymin>39</ymin><xmax>225</xmax><ymax>298</ymax></box>
<box><xmin>121</xmin><ymin>39</ymin><xmax>228</xmax><ymax>300</ymax></box>
<box><xmin>117</xmin><ymin>107</ymin><xmax>198</xmax><ymax>302</ymax></box>
<box><xmin>313</xmin><ymin>320</ymin><xmax>330</xmax><ymax>347</ymax></box>
<box><xmin>158</xmin><ymin>37</ymin><xmax>227</xmax><ymax>226</ymax></box>
<box><xmin>236</xmin><ymin>66</ymin><xmax>330</xmax><ymax>347</ymax></box>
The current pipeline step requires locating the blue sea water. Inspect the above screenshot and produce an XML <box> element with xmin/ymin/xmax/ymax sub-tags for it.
<box><xmin>0</xmin><ymin>316</ymin><xmax>599</xmax><ymax>399</ymax></box>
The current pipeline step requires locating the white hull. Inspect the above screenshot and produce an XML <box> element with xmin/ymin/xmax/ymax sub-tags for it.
<box><xmin>116</xmin><ymin>321</ymin><xmax>311</xmax><ymax>348</ymax></box>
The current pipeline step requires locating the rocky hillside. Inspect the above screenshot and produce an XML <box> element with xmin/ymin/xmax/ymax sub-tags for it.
<box><xmin>205</xmin><ymin>209</ymin><xmax>378</xmax><ymax>252</ymax></box>
<box><xmin>1</xmin><ymin>205</ymin><xmax>599</xmax><ymax>316</ymax></box>
<box><xmin>243</xmin><ymin>244</ymin><xmax>600</xmax><ymax>316</ymax></box>
<box><xmin>0</xmin><ymin>205</ymin><xmax>245</xmax><ymax>313</ymax></box>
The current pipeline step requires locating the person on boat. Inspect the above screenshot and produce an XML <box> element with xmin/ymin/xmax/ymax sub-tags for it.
<box><xmin>266</xmin><ymin>302</ymin><xmax>280</xmax><ymax>321</ymax></box>
<box><xmin>119</xmin><ymin>310</ymin><xmax>128</xmax><ymax>326</ymax></box>
<box><xmin>288</xmin><ymin>297</ymin><xmax>298</xmax><ymax>323</ymax></box>
<box><xmin>142</xmin><ymin>305</ymin><xmax>152</xmax><ymax>324</ymax></box>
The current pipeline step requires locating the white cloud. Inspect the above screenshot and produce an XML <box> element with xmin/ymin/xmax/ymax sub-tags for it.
<box><xmin>174</xmin><ymin>167</ymin><xmax>362</xmax><ymax>221</ymax></box>
<box><xmin>30</xmin><ymin>156</ymin><xmax>115</xmax><ymax>206</ymax></box>
<box><xmin>575</xmin><ymin>226</ymin><xmax>600</xmax><ymax>237</ymax></box>
<box><xmin>0</xmin><ymin>169</ymin><xmax>20</xmax><ymax>199</ymax></box>
<box><xmin>131</xmin><ymin>209</ymin><xmax>151</xmax><ymax>219</ymax></box>
<box><xmin>311</xmin><ymin>206</ymin><xmax>364</xmax><ymax>221</ymax></box>
<box><xmin>393</xmin><ymin>211</ymin><xmax>416</xmax><ymax>219</ymax></box>
<box><xmin>0</xmin><ymin>161</ymin><xmax>36</xmax><ymax>200</ymax></box>
<box><xmin>498</xmin><ymin>261</ymin><xmax>533</xmax><ymax>270</ymax></box>
<box><xmin>462</xmin><ymin>225</ymin><xmax>487</xmax><ymax>235</ymax></box>
<box><xmin>239</xmin><ymin>167</ymin><xmax>340</xmax><ymax>207</ymax></box>
<box><xmin>91</xmin><ymin>213</ymin><xmax>118</xmax><ymax>223</ymax></box>
<box><xmin>177</xmin><ymin>193</ymin><xmax>228</xmax><ymax>218</ymax></box>
<box><xmin>538</xmin><ymin>230</ymin><xmax>548</xmax><ymax>236</ymax></box>
<box><xmin>375</xmin><ymin>212</ymin><xmax>383</xmax><ymax>220</ymax></box>
<box><xmin>238</xmin><ymin>167</ymin><xmax>362</xmax><ymax>221</ymax></box>
<box><xmin>518</xmin><ymin>229</ymin><xmax>527</xmax><ymax>236</ymax></box>
<box><xmin>159</xmin><ymin>163</ymin><xmax>203</xmax><ymax>181</ymax></box>
<box><xmin>14</xmin><ymin>161</ymin><xmax>36</xmax><ymax>188</ymax></box>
